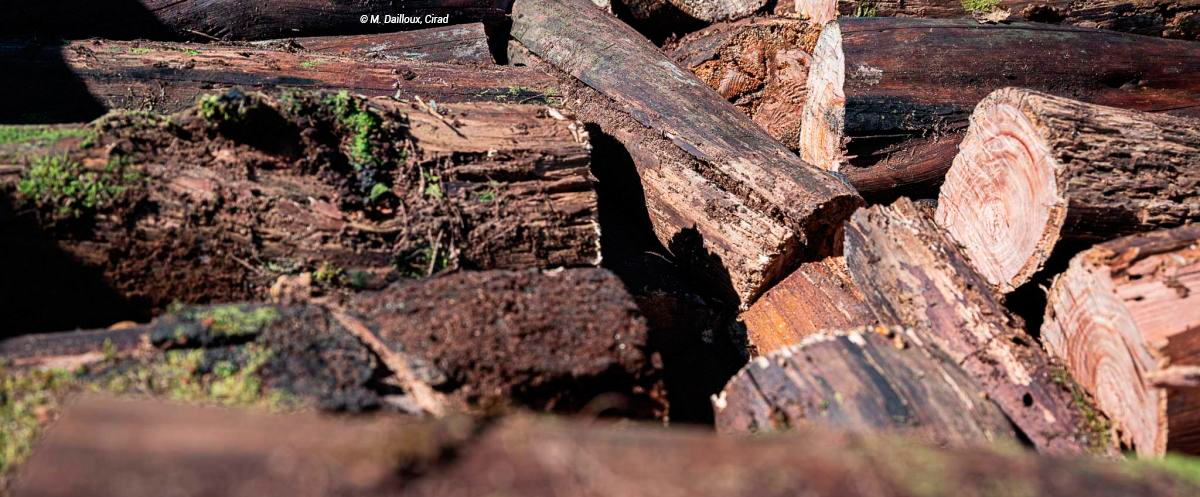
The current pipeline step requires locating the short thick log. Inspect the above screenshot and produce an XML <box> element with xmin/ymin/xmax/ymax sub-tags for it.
<box><xmin>1043</xmin><ymin>225</ymin><xmax>1200</xmax><ymax>456</ymax></box>
<box><xmin>844</xmin><ymin>198</ymin><xmax>1112</xmax><ymax>455</ymax></box>
<box><xmin>739</xmin><ymin>256</ymin><xmax>874</xmax><ymax>354</ymax></box>
<box><xmin>937</xmin><ymin>89</ymin><xmax>1200</xmax><ymax>293</ymax></box>
<box><xmin>511</xmin><ymin>0</ymin><xmax>862</xmax><ymax>304</ymax></box>
<box><xmin>714</xmin><ymin>325</ymin><xmax>1016</xmax><ymax>446</ymax></box>
<box><xmin>800</xmin><ymin>18</ymin><xmax>1200</xmax><ymax>200</ymax></box>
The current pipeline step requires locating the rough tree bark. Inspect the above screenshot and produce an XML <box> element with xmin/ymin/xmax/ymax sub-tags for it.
<box><xmin>793</xmin><ymin>0</ymin><xmax>1200</xmax><ymax>40</ymax></box>
<box><xmin>714</xmin><ymin>325</ymin><xmax>1016</xmax><ymax>446</ymax></box>
<box><xmin>1042</xmin><ymin>225</ymin><xmax>1200</xmax><ymax>456</ymax></box>
<box><xmin>738</xmin><ymin>256</ymin><xmax>875</xmax><ymax>354</ymax></box>
<box><xmin>15</xmin><ymin>396</ymin><xmax>1200</xmax><ymax>497</ymax></box>
<box><xmin>937</xmin><ymin>89</ymin><xmax>1200</xmax><ymax>293</ymax></box>
<box><xmin>511</xmin><ymin>0</ymin><xmax>862</xmax><ymax>305</ymax></box>
<box><xmin>800</xmin><ymin>18</ymin><xmax>1200</xmax><ymax>200</ymax></box>
<box><xmin>260</xmin><ymin>23</ymin><xmax>496</xmax><ymax>65</ymax></box>
<box><xmin>844</xmin><ymin>198</ymin><xmax>1113</xmax><ymax>455</ymax></box>
<box><xmin>0</xmin><ymin>92</ymin><xmax>598</xmax><ymax>333</ymax></box>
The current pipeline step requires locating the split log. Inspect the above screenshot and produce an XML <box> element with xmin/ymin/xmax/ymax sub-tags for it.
<box><xmin>15</xmin><ymin>396</ymin><xmax>1200</xmax><ymax>497</ymax></box>
<box><xmin>511</xmin><ymin>0</ymin><xmax>862</xmax><ymax>305</ymax></box>
<box><xmin>1042</xmin><ymin>225</ymin><xmax>1200</xmax><ymax>456</ymax></box>
<box><xmin>257</xmin><ymin>23</ymin><xmax>496</xmax><ymax>65</ymax></box>
<box><xmin>739</xmin><ymin>256</ymin><xmax>874</xmax><ymax>354</ymax></box>
<box><xmin>793</xmin><ymin>0</ymin><xmax>1200</xmax><ymax>40</ymax></box>
<box><xmin>844</xmin><ymin>198</ymin><xmax>1112</xmax><ymax>455</ymax></box>
<box><xmin>0</xmin><ymin>38</ymin><xmax>558</xmax><ymax>123</ymax></box>
<box><xmin>0</xmin><ymin>91</ymin><xmax>598</xmax><ymax>333</ymax></box>
<box><xmin>937</xmin><ymin>89</ymin><xmax>1200</xmax><ymax>293</ymax></box>
<box><xmin>800</xmin><ymin>18</ymin><xmax>1200</xmax><ymax>200</ymax></box>
<box><xmin>714</xmin><ymin>325</ymin><xmax>1016</xmax><ymax>446</ymax></box>
<box><xmin>0</xmin><ymin>0</ymin><xmax>509</xmax><ymax>40</ymax></box>
<box><xmin>669</xmin><ymin>17</ymin><xmax>821</xmax><ymax>152</ymax></box>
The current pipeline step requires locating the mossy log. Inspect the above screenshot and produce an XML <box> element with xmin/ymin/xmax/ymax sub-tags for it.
<box><xmin>794</xmin><ymin>0</ymin><xmax>1200</xmax><ymax>40</ymax></box>
<box><xmin>1043</xmin><ymin>225</ymin><xmax>1200</xmax><ymax>456</ymax></box>
<box><xmin>937</xmin><ymin>89</ymin><xmax>1200</xmax><ymax>293</ymax></box>
<box><xmin>844</xmin><ymin>198</ymin><xmax>1113</xmax><ymax>455</ymax></box>
<box><xmin>0</xmin><ymin>38</ymin><xmax>558</xmax><ymax>124</ymax></box>
<box><xmin>0</xmin><ymin>91</ymin><xmax>599</xmax><ymax>333</ymax></box>
<box><xmin>800</xmin><ymin>18</ymin><xmax>1200</xmax><ymax>200</ymax></box>
<box><xmin>511</xmin><ymin>0</ymin><xmax>862</xmax><ymax>305</ymax></box>
<box><xmin>714</xmin><ymin>325</ymin><xmax>1016</xmax><ymax>446</ymax></box>
<box><xmin>14</xmin><ymin>396</ymin><xmax>1200</xmax><ymax>497</ymax></box>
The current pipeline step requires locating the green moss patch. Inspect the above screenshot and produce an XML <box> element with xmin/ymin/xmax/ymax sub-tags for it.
<box><xmin>1</xmin><ymin>367</ymin><xmax>75</xmax><ymax>490</ymax></box>
<box><xmin>961</xmin><ymin>0</ymin><xmax>1000</xmax><ymax>12</ymax></box>
<box><xmin>16</xmin><ymin>155</ymin><xmax>139</xmax><ymax>219</ymax></box>
<box><xmin>0</xmin><ymin>125</ymin><xmax>95</xmax><ymax>147</ymax></box>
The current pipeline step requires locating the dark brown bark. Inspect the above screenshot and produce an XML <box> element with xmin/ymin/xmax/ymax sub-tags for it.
<box><xmin>795</xmin><ymin>0</ymin><xmax>1200</xmax><ymax>40</ymax></box>
<box><xmin>738</xmin><ymin>256</ymin><xmax>875</xmax><ymax>354</ymax></box>
<box><xmin>511</xmin><ymin>0</ymin><xmax>862</xmax><ymax>305</ymax></box>
<box><xmin>261</xmin><ymin>23</ymin><xmax>496</xmax><ymax>65</ymax></box>
<box><xmin>800</xmin><ymin>18</ymin><xmax>1200</xmax><ymax>200</ymax></box>
<box><xmin>715</xmin><ymin>325</ymin><xmax>1017</xmax><ymax>446</ymax></box>
<box><xmin>843</xmin><ymin>198</ymin><xmax>1114</xmax><ymax>456</ymax></box>
<box><xmin>629</xmin><ymin>0</ymin><xmax>770</xmax><ymax>21</ymax></box>
<box><xmin>0</xmin><ymin>38</ymin><xmax>558</xmax><ymax>124</ymax></box>
<box><xmin>937</xmin><ymin>88</ymin><xmax>1200</xmax><ymax>293</ymax></box>
<box><xmin>1042</xmin><ymin>225</ymin><xmax>1200</xmax><ymax>456</ymax></box>
<box><xmin>15</xmin><ymin>396</ymin><xmax>1200</xmax><ymax>497</ymax></box>
<box><xmin>0</xmin><ymin>92</ymin><xmax>598</xmax><ymax>333</ymax></box>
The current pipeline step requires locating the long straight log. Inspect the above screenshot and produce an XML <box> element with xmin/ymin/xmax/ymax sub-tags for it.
<box><xmin>844</xmin><ymin>198</ymin><xmax>1113</xmax><ymax>455</ymax></box>
<box><xmin>1042</xmin><ymin>225</ymin><xmax>1200</xmax><ymax>456</ymax></box>
<box><xmin>0</xmin><ymin>91</ymin><xmax>598</xmax><ymax>333</ymax></box>
<box><xmin>511</xmin><ymin>0</ymin><xmax>862</xmax><ymax>305</ymax></box>
<box><xmin>937</xmin><ymin>89</ymin><xmax>1200</xmax><ymax>293</ymax></box>
<box><xmin>15</xmin><ymin>396</ymin><xmax>1200</xmax><ymax>497</ymax></box>
<box><xmin>0</xmin><ymin>38</ymin><xmax>558</xmax><ymax>123</ymax></box>
<box><xmin>793</xmin><ymin>0</ymin><xmax>1200</xmax><ymax>40</ymax></box>
<box><xmin>800</xmin><ymin>18</ymin><xmax>1200</xmax><ymax>200</ymax></box>
<box><xmin>258</xmin><ymin>23</ymin><xmax>496</xmax><ymax>65</ymax></box>
<box><xmin>714</xmin><ymin>325</ymin><xmax>1017</xmax><ymax>446</ymax></box>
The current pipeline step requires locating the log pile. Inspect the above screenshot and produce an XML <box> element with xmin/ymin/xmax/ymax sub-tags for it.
<box><xmin>3</xmin><ymin>1</ymin><xmax>1200</xmax><ymax>495</ymax></box>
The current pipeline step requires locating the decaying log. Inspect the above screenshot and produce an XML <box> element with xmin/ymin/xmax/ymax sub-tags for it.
<box><xmin>0</xmin><ymin>0</ymin><xmax>509</xmax><ymax>40</ymax></box>
<box><xmin>739</xmin><ymin>256</ymin><xmax>874</xmax><ymax>354</ymax></box>
<box><xmin>1042</xmin><ymin>225</ymin><xmax>1200</xmax><ymax>456</ymax></box>
<box><xmin>624</xmin><ymin>0</ymin><xmax>770</xmax><ymax>21</ymax></box>
<box><xmin>714</xmin><ymin>325</ymin><xmax>1016</xmax><ymax>446</ymax></box>
<box><xmin>937</xmin><ymin>89</ymin><xmax>1200</xmax><ymax>293</ymax></box>
<box><xmin>793</xmin><ymin>0</ymin><xmax>1200</xmax><ymax>40</ymax></box>
<box><xmin>800</xmin><ymin>18</ymin><xmax>1200</xmax><ymax>199</ymax></box>
<box><xmin>669</xmin><ymin>17</ymin><xmax>821</xmax><ymax>152</ymax></box>
<box><xmin>0</xmin><ymin>92</ymin><xmax>598</xmax><ymax>333</ymax></box>
<box><xmin>844</xmin><ymin>198</ymin><xmax>1112</xmax><ymax>455</ymax></box>
<box><xmin>0</xmin><ymin>38</ymin><xmax>558</xmax><ymax>123</ymax></box>
<box><xmin>15</xmin><ymin>396</ymin><xmax>1200</xmax><ymax>497</ymax></box>
<box><xmin>258</xmin><ymin>23</ymin><xmax>496</xmax><ymax>65</ymax></box>
<box><xmin>511</xmin><ymin>0</ymin><xmax>862</xmax><ymax>305</ymax></box>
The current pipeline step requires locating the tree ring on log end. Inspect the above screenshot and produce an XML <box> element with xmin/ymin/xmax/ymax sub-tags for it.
<box><xmin>800</xmin><ymin>21</ymin><xmax>845</xmax><ymax>173</ymax></box>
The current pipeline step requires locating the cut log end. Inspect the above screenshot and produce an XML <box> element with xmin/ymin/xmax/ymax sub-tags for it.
<box><xmin>936</xmin><ymin>88</ymin><xmax>1068</xmax><ymax>293</ymax></box>
<box><xmin>795</xmin><ymin>0</ymin><xmax>837</xmax><ymax>24</ymax></box>
<box><xmin>799</xmin><ymin>21</ymin><xmax>845</xmax><ymax>173</ymax></box>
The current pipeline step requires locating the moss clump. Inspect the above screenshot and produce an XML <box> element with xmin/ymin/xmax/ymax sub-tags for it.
<box><xmin>300</xmin><ymin>59</ymin><xmax>324</xmax><ymax>68</ymax></box>
<box><xmin>128</xmin><ymin>47</ymin><xmax>152</xmax><ymax>55</ymax></box>
<box><xmin>853</xmin><ymin>0</ymin><xmax>878</xmax><ymax>16</ymax></box>
<box><xmin>192</xmin><ymin>305</ymin><xmax>280</xmax><ymax>337</ymax></box>
<box><xmin>961</xmin><ymin>0</ymin><xmax>999</xmax><ymax>12</ymax></box>
<box><xmin>90</xmin><ymin>345</ymin><xmax>294</xmax><ymax>409</ymax></box>
<box><xmin>16</xmin><ymin>155</ymin><xmax>137</xmax><ymax>218</ymax></box>
<box><xmin>1</xmin><ymin>367</ymin><xmax>76</xmax><ymax>490</ymax></box>
<box><xmin>0</xmin><ymin>125</ymin><xmax>95</xmax><ymax>147</ymax></box>
<box><xmin>324</xmin><ymin>90</ymin><xmax>383</xmax><ymax>172</ymax></box>
<box><xmin>197</xmin><ymin>93</ymin><xmax>248</xmax><ymax>124</ymax></box>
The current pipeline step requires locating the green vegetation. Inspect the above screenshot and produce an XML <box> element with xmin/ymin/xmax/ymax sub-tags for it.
<box><xmin>300</xmin><ymin>59</ymin><xmax>325</xmax><ymax>68</ymax></box>
<box><xmin>191</xmin><ymin>305</ymin><xmax>279</xmax><ymax>338</ymax></box>
<box><xmin>1</xmin><ymin>367</ymin><xmax>76</xmax><ymax>488</ymax></box>
<box><xmin>422</xmin><ymin>170</ymin><xmax>443</xmax><ymax>200</ymax></box>
<box><xmin>961</xmin><ymin>0</ymin><xmax>999</xmax><ymax>12</ymax></box>
<box><xmin>197</xmin><ymin>94</ymin><xmax>245</xmax><ymax>124</ymax></box>
<box><xmin>325</xmin><ymin>91</ymin><xmax>383</xmax><ymax>171</ymax></box>
<box><xmin>17</xmin><ymin>155</ymin><xmax>136</xmax><ymax>218</ymax></box>
<box><xmin>0</xmin><ymin>125</ymin><xmax>95</xmax><ymax>147</ymax></box>
<box><xmin>128</xmin><ymin>47</ymin><xmax>152</xmax><ymax>55</ymax></box>
<box><xmin>853</xmin><ymin>0</ymin><xmax>878</xmax><ymax>16</ymax></box>
<box><xmin>185</xmin><ymin>49</ymin><xmax>201</xmax><ymax>56</ymax></box>
<box><xmin>1051</xmin><ymin>366</ymin><xmax>1112</xmax><ymax>453</ymax></box>
<box><xmin>92</xmin><ymin>346</ymin><xmax>289</xmax><ymax>409</ymax></box>
<box><xmin>476</xmin><ymin>190</ymin><xmax>496</xmax><ymax>203</ymax></box>
<box><xmin>368</xmin><ymin>183</ymin><xmax>391</xmax><ymax>202</ymax></box>
<box><xmin>1133</xmin><ymin>454</ymin><xmax>1200</xmax><ymax>486</ymax></box>
<box><xmin>314</xmin><ymin>261</ymin><xmax>344</xmax><ymax>285</ymax></box>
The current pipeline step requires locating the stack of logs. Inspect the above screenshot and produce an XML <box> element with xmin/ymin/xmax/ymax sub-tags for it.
<box><xmin>2</xmin><ymin>0</ymin><xmax>1200</xmax><ymax>495</ymax></box>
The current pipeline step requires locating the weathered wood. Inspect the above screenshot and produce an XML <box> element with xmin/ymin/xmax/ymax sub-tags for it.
<box><xmin>257</xmin><ymin>23</ymin><xmax>496</xmax><ymax>65</ymax></box>
<box><xmin>669</xmin><ymin>17</ymin><xmax>821</xmax><ymax>152</ymax></box>
<box><xmin>0</xmin><ymin>0</ymin><xmax>509</xmax><ymax>40</ymax></box>
<box><xmin>794</xmin><ymin>0</ymin><xmax>1200</xmax><ymax>40</ymax></box>
<box><xmin>511</xmin><ymin>0</ymin><xmax>862</xmax><ymax>305</ymax></box>
<box><xmin>937</xmin><ymin>89</ymin><xmax>1200</xmax><ymax>293</ymax></box>
<box><xmin>844</xmin><ymin>198</ymin><xmax>1112</xmax><ymax>455</ymax></box>
<box><xmin>0</xmin><ymin>38</ymin><xmax>558</xmax><ymax>123</ymax></box>
<box><xmin>0</xmin><ymin>92</ymin><xmax>598</xmax><ymax>333</ymax></box>
<box><xmin>1043</xmin><ymin>225</ymin><xmax>1200</xmax><ymax>456</ymax></box>
<box><xmin>739</xmin><ymin>256</ymin><xmax>874</xmax><ymax>354</ymax></box>
<box><xmin>800</xmin><ymin>18</ymin><xmax>1200</xmax><ymax>200</ymax></box>
<box><xmin>645</xmin><ymin>0</ymin><xmax>770</xmax><ymax>21</ymax></box>
<box><xmin>15</xmin><ymin>396</ymin><xmax>1200</xmax><ymax>497</ymax></box>
<box><xmin>714</xmin><ymin>325</ymin><xmax>1016</xmax><ymax>446</ymax></box>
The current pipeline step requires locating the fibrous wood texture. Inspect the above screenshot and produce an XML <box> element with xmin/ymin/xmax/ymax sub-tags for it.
<box><xmin>620</xmin><ymin>0</ymin><xmax>769</xmax><ymax>21</ymax></box>
<box><xmin>800</xmin><ymin>18</ymin><xmax>1200</xmax><ymax>199</ymax></box>
<box><xmin>844</xmin><ymin>198</ymin><xmax>1111</xmax><ymax>455</ymax></box>
<box><xmin>0</xmin><ymin>92</ymin><xmax>598</xmax><ymax>333</ymax></box>
<box><xmin>739</xmin><ymin>256</ymin><xmax>874</xmax><ymax>354</ymax></box>
<box><xmin>793</xmin><ymin>0</ymin><xmax>1200</xmax><ymax>40</ymax></box>
<box><xmin>263</xmin><ymin>23</ymin><xmax>496</xmax><ymax>65</ymax></box>
<box><xmin>511</xmin><ymin>0</ymin><xmax>862</xmax><ymax>305</ymax></box>
<box><xmin>714</xmin><ymin>325</ymin><xmax>1016</xmax><ymax>446</ymax></box>
<box><xmin>15</xmin><ymin>396</ymin><xmax>1200</xmax><ymax>497</ymax></box>
<box><xmin>937</xmin><ymin>88</ymin><xmax>1200</xmax><ymax>293</ymax></box>
<box><xmin>1043</xmin><ymin>225</ymin><xmax>1200</xmax><ymax>456</ymax></box>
